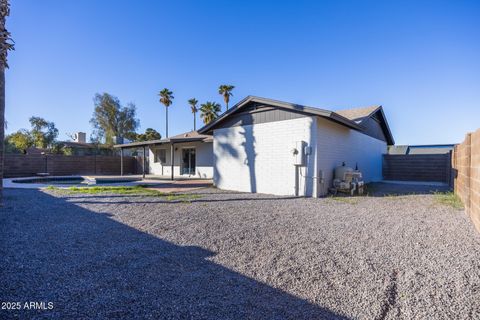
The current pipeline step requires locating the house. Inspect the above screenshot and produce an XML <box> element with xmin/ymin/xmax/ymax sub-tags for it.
<box><xmin>115</xmin><ymin>131</ymin><xmax>213</xmax><ymax>179</ymax></box>
<box><xmin>198</xmin><ymin>96</ymin><xmax>394</xmax><ymax>197</ymax></box>
<box><xmin>115</xmin><ymin>95</ymin><xmax>394</xmax><ymax>197</ymax></box>
<box><xmin>58</xmin><ymin>132</ymin><xmax>115</xmax><ymax>156</ymax></box>
<box><xmin>57</xmin><ymin>141</ymin><xmax>115</xmax><ymax>156</ymax></box>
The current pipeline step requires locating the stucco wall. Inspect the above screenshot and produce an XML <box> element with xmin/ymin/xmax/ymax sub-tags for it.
<box><xmin>148</xmin><ymin>141</ymin><xmax>213</xmax><ymax>178</ymax></box>
<box><xmin>213</xmin><ymin>117</ymin><xmax>317</xmax><ymax>197</ymax></box>
<box><xmin>316</xmin><ymin>117</ymin><xmax>387</xmax><ymax>196</ymax></box>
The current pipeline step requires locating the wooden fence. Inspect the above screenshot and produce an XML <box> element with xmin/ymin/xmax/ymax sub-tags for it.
<box><xmin>382</xmin><ymin>153</ymin><xmax>452</xmax><ymax>184</ymax></box>
<box><xmin>4</xmin><ymin>154</ymin><xmax>136</xmax><ymax>178</ymax></box>
<box><xmin>453</xmin><ymin>129</ymin><xmax>480</xmax><ymax>233</ymax></box>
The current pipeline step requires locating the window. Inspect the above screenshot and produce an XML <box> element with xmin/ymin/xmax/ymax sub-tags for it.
<box><xmin>154</xmin><ymin>149</ymin><xmax>166</xmax><ymax>164</ymax></box>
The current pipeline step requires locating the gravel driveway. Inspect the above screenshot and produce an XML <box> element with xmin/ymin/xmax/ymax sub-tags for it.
<box><xmin>1</xmin><ymin>186</ymin><xmax>479</xmax><ymax>319</ymax></box>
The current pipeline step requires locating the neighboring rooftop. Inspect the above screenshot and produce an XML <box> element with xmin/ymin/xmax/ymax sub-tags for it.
<box><xmin>388</xmin><ymin>144</ymin><xmax>456</xmax><ymax>155</ymax></box>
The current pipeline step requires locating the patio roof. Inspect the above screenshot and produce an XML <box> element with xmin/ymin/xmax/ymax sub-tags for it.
<box><xmin>113</xmin><ymin>131</ymin><xmax>212</xmax><ymax>149</ymax></box>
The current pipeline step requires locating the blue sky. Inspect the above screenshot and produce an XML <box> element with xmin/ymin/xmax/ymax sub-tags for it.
<box><xmin>5</xmin><ymin>0</ymin><xmax>480</xmax><ymax>145</ymax></box>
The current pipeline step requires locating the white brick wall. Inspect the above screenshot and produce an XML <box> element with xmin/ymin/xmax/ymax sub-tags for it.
<box><xmin>316</xmin><ymin>117</ymin><xmax>387</xmax><ymax>196</ymax></box>
<box><xmin>213</xmin><ymin>117</ymin><xmax>317</xmax><ymax>196</ymax></box>
<box><xmin>213</xmin><ymin>116</ymin><xmax>387</xmax><ymax>197</ymax></box>
<box><xmin>149</xmin><ymin>142</ymin><xmax>213</xmax><ymax>178</ymax></box>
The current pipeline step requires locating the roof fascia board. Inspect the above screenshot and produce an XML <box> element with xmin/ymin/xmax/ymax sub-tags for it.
<box><xmin>198</xmin><ymin>96</ymin><xmax>362</xmax><ymax>133</ymax></box>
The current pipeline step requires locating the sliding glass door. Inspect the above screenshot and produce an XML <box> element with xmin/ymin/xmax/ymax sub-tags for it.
<box><xmin>181</xmin><ymin>148</ymin><xmax>196</xmax><ymax>175</ymax></box>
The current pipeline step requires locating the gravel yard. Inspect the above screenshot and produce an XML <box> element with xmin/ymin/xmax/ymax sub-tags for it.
<box><xmin>1</xmin><ymin>185</ymin><xmax>480</xmax><ymax>319</ymax></box>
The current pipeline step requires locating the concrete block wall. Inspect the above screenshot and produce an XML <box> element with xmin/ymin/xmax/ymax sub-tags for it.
<box><xmin>471</xmin><ymin>131</ymin><xmax>480</xmax><ymax>231</ymax></box>
<box><xmin>4</xmin><ymin>154</ymin><xmax>135</xmax><ymax>177</ymax></box>
<box><xmin>213</xmin><ymin>116</ymin><xmax>317</xmax><ymax>197</ymax></box>
<box><xmin>453</xmin><ymin>129</ymin><xmax>480</xmax><ymax>232</ymax></box>
<box><xmin>316</xmin><ymin>117</ymin><xmax>387</xmax><ymax>196</ymax></box>
<box><xmin>383</xmin><ymin>154</ymin><xmax>451</xmax><ymax>183</ymax></box>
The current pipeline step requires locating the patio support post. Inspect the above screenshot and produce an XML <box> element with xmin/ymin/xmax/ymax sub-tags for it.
<box><xmin>120</xmin><ymin>148</ymin><xmax>124</xmax><ymax>176</ymax></box>
<box><xmin>170</xmin><ymin>143</ymin><xmax>174</xmax><ymax>181</ymax></box>
<box><xmin>142</xmin><ymin>145</ymin><xmax>146</xmax><ymax>179</ymax></box>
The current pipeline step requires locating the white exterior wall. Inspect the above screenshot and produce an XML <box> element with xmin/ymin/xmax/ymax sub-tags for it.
<box><xmin>148</xmin><ymin>141</ymin><xmax>213</xmax><ymax>178</ymax></box>
<box><xmin>316</xmin><ymin>117</ymin><xmax>387</xmax><ymax>196</ymax></box>
<box><xmin>213</xmin><ymin>117</ymin><xmax>318</xmax><ymax>197</ymax></box>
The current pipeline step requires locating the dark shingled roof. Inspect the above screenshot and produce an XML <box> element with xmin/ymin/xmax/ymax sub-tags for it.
<box><xmin>335</xmin><ymin>106</ymin><xmax>381</xmax><ymax>122</ymax></box>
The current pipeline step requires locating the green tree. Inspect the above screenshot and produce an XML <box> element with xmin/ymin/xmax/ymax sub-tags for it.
<box><xmin>158</xmin><ymin>88</ymin><xmax>174</xmax><ymax>138</ymax></box>
<box><xmin>218</xmin><ymin>84</ymin><xmax>234</xmax><ymax>110</ymax></box>
<box><xmin>90</xmin><ymin>93</ymin><xmax>140</xmax><ymax>146</ymax></box>
<box><xmin>29</xmin><ymin>116</ymin><xmax>58</xmax><ymax>148</ymax></box>
<box><xmin>188</xmin><ymin>98</ymin><xmax>198</xmax><ymax>131</ymax></box>
<box><xmin>0</xmin><ymin>0</ymin><xmax>14</xmax><ymax>203</ymax></box>
<box><xmin>135</xmin><ymin>128</ymin><xmax>161</xmax><ymax>142</ymax></box>
<box><xmin>200</xmin><ymin>101</ymin><xmax>221</xmax><ymax>124</ymax></box>
<box><xmin>5</xmin><ymin>129</ymin><xmax>33</xmax><ymax>154</ymax></box>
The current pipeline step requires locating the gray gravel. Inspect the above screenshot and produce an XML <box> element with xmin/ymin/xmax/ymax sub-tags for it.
<box><xmin>1</xmin><ymin>185</ymin><xmax>479</xmax><ymax>319</ymax></box>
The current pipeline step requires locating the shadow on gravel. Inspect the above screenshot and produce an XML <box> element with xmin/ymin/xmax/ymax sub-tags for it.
<box><xmin>0</xmin><ymin>189</ymin><xmax>348</xmax><ymax>320</ymax></box>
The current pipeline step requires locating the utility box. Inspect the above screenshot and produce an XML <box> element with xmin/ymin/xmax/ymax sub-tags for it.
<box><xmin>293</xmin><ymin>141</ymin><xmax>306</xmax><ymax>166</ymax></box>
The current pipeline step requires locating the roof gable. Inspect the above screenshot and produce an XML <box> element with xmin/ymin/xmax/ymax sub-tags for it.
<box><xmin>198</xmin><ymin>96</ymin><xmax>395</xmax><ymax>145</ymax></box>
<box><xmin>335</xmin><ymin>105</ymin><xmax>394</xmax><ymax>145</ymax></box>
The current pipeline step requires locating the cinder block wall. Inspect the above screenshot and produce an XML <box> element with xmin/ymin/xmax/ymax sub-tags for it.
<box><xmin>4</xmin><ymin>154</ymin><xmax>136</xmax><ymax>178</ymax></box>
<box><xmin>470</xmin><ymin>130</ymin><xmax>480</xmax><ymax>231</ymax></box>
<box><xmin>453</xmin><ymin>129</ymin><xmax>480</xmax><ymax>232</ymax></box>
<box><xmin>213</xmin><ymin>116</ymin><xmax>317</xmax><ymax>197</ymax></box>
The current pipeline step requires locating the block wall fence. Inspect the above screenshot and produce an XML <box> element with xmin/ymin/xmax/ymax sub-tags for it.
<box><xmin>4</xmin><ymin>154</ymin><xmax>136</xmax><ymax>178</ymax></box>
<box><xmin>452</xmin><ymin>128</ymin><xmax>480</xmax><ymax>233</ymax></box>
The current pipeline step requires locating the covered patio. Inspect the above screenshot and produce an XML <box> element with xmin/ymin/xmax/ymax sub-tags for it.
<box><xmin>113</xmin><ymin>131</ymin><xmax>213</xmax><ymax>180</ymax></box>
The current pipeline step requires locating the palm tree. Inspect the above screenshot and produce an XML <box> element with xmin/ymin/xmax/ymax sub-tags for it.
<box><xmin>200</xmin><ymin>102</ymin><xmax>221</xmax><ymax>125</ymax></box>
<box><xmin>218</xmin><ymin>84</ymin><xmax>235</xmax><ymax>110</ymax></box>
<box><xmin>188</xmin><ymin>98</ymin><xmax>198</xmax><ymax>131</ymax></box>
<box><xmin>158</xmin><ymin>88</ymin><xmax>174</xmax><ymax>138</ymax></box>
<box><xmin>0</xmin><ymin>0</ymin><xmax>14</xmax><ymax>205</ymax></box>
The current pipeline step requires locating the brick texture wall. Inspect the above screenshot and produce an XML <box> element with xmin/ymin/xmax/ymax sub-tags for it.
<box><xmin>383</xmin><ymin>154</ymin><xmax>452</xmax><ymax>183</ymax></box>
<box><xmin>453</xmin><ymin>129</ymin><xmax>480</xmax><ymax>232</ymax></box>
<box><xmin>213</xmin><ymin>116</ymin><xmax>316</xmax><ymax>197</ymax></box>
<box><xmin>4</xmin><ymin>154</ymin><xmax>136</xmax><ymax>178</ymax></box>
<box><xmin>212</xmin><ymin>116</ymin><xmax>387</xmax><ymax>197</ymax></box>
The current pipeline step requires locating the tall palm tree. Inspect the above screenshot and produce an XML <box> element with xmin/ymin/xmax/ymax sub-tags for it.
<box><xmin>218</xmin><ymin>84</ymin><xmax>234</xmax><ymax>110</ymax></box>
<box><xmin>158</xmin><ymin>88</ymin><xmax>174</xmax><ymax>138</ymax></box>
<box><xmin>0</xmin><ymin>0</ymin><xmax>14</xmax><ymax>205</ymax></box>
<box><xmin>200</xmin><ymin>102</ymin><xmax>221</xmax><ymax>125</ymax></box>
<box><xmin>188</xmin><ymin>98</ymin><xmax>198</xmax><ymax>131</ymax></box>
